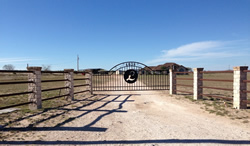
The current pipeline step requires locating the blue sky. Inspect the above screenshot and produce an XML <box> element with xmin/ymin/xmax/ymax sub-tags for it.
<box><xmin>0</xmin><ymin>0</ymin><xmax>249</xmax><ymax>70</ymax></box>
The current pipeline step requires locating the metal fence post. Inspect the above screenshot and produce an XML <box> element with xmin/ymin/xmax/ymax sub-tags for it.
<box><xmin>233</xmin><ymin>66</ymin><xmax>248</xmax><ymax>109</ymax></box>
<box><xmin>64</xmin><ymin>69</ymin><xmax>74</xmax><ymax>101</ymax></box>
<box><xmin>27</xmin><ymin>67</ymin><xmax>42</xmax><ymax>110</ymax></box>
<box><xmin>169</xmin><ymin>68</ymin><xmax>176</xmax><ymax>95</ymax></box>
<box><xmin>193</xmin><ymin>68</ymin><xmax>204</xmax><ymax>100</ymax></box>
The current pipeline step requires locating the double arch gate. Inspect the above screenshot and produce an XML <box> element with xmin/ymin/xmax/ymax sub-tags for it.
<box><xmin>92</xmin><ymin>61</ymin><xmax>169</xmax><ymax>91</ymax></box>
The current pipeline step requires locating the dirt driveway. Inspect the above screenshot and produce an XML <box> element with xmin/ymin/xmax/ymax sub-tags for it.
<box><xmin>0</xmin><ymin>90</ymin><xmax>250</xmax><ymax>145</ymax></box>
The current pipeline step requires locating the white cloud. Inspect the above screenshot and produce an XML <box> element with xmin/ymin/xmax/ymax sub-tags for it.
<box><xmin>147</xmin><ymin>40</ymin><xmax>248</xmax><ymax>65</ymax></box>
<box><xmin>0</xmin><ymin>58</ymin><xmax>44</xmax><ymax>63</ymax></box>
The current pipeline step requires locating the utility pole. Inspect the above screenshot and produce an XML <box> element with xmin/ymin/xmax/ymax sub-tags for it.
<box><xmin>77</xmin><ymin>55</ymin><xmax>79</xmax><ymax>71</ymax></box>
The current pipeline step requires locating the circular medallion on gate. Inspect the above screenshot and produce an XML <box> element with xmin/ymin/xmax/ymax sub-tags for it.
<box><xmin>124</xmin><ymin>69</ymin><xmax>138</xmax><ymax>84</ymax></box>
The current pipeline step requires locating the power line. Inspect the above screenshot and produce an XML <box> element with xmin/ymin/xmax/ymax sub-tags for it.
<box><xmin>77</xmin><ymin>55</ymin><xmax>79</xmax><ymax>71</ymax></box>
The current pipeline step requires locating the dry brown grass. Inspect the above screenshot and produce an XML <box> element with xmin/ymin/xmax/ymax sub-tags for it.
<box><xmin>175</xmin><ymin>72</ymin><xmax>250</xmax><ymax>118</ymax></box>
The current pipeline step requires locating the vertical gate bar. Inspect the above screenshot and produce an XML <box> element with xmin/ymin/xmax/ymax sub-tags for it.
<box><xmin>165</xmin><ymin>74</ymin><xmax>167</xmax><ymax>90</ymax></box>
<box><xmin>160</xmin><ymin>74</ymin><xmax>161</xmax><ymax>90</ymax></box>
<box><xmin>115</xmin><ymin>70</ymin><xmax>117</xmax><ymax>91</ymax></box>
<box><xmin>124</xmin><ymin>66</ymin><xmax>126</xmax><ymax>91</ymax></box>
<box><xmin>158</xmin><ymin>73</ymin><xmax>159</xmax><ymax>90</ymax></box>
<box><xmin>117</xmin><ymin>70</ymin><xmax>118</xmax><ymax>91</ymax></box>
<box><xmin>161</xmin><ymin>74</ymin><xmax>163</xmax><ymax>90</ymax></box>
<box><xmin>129</xmin><ymin>65</ymin><xmax>130</xmax><ymax>91</ymax></box>
<box><xmin>102</xmin><ymin>74</ymin><xmax>104</xmax><ymax>91</ymax></box>
<box><xmin>153</xmin><ymin>72</ymin><xmax>155</xmax><ymax>89</ymax></box>
<box><xmin>146</xmin><ymin>70</ymin><xmax>148</xmax><ymax>90</ymax></box>
<box><xmin>159</xmin><ymin>74</ymin><xmax>161</xmax><ymax>90</ymax></box>
<box><xmin>117</xmin><ymin>71</ymin><xmax>118</xmax><ymax>91</ymax></box>
<box><xmin>160</xmin><ymin>74</ymin><xmax>162</xmax><ymax>90</ymax></box>
<box><xmin>153</xmin><ymin>72</ymin><xmax>155</xmax><ymax>90</ymax></box>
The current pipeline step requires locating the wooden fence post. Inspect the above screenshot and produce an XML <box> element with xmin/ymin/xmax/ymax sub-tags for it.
<box><xmin>27</xmin><ymin>67</ymin><xmax>42</xmax><ymax>110</ymax></box>
<box><xmin>233</xmin><ymin>66</ymin><xmax>248</xmax><ymax>109</ymax></box>
<box><xmin>193</xmin><ymin>68</ymin><xmax>204</xmax><ymax>100</ymax></box>
<box><xmin>64</xmin><ymin>69</ymin><xmax>74</xmax><ymax>101</ymax></box>
<box><xmin>169</xmin><ymin>68</ymin><xmax>176</xmax><ymax>95</ymax></box>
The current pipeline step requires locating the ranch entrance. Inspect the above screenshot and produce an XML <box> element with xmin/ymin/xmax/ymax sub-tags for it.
<box><xmin>92</xmin><ymin>61</ymin><xmax>169</xmax><ymax>91</ymax></box>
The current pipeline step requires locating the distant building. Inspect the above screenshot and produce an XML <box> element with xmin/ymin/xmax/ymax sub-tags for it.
<box><xmin>145</xmin><ymin>62</ymin><xmax>190</xmax><ymax>74</ymax></box>
<box><xmin>82</xmin><ymin>68</ymin><xmax>104</xmax><ymax>74</ymax></box>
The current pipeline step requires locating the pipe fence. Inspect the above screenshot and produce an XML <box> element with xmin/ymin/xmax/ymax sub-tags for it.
<box><xmin>0</xmin><ymin>69</ymin><xmax>91</xmax><ymax>110</ymax></box>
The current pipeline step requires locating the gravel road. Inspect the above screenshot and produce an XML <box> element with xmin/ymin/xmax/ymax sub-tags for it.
<box><xmin>1</xmin><ymin>89</ymin><xmax>250</xmax><ymax>145</ymax></box>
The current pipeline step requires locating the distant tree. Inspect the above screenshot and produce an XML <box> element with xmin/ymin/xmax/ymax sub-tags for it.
<box><xmin>161</xmin><ymin>66</ymin><xmax>167</xmax><ymax>70</ymax></box>
<box><xmin>2</xmin><ymin>64</ymin><xmax>15</xmax><ymax>70</ymax></box>
<box><xmin>42</xmin><ymin>65</ymin><xmax>51</xmax><ymax>71</ymax></box>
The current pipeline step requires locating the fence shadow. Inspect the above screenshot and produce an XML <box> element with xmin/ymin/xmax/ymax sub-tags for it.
<box><xmin>1</xmin><ymin>139</ymin><xmax>250</xmax><ymax>145</ymax></box>
<box><xmin>0</xmin><ymin>94</ymin><xmax>132</xmax><ymax>132</ymax></box>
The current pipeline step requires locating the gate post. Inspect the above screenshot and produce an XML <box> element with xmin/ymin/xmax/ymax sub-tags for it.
<box><xmin>233</xmin><ymin>66</ymin><xmax>248</xmax><ymax>109</ymax></box>
<box><xmin>193</xmin><ymin>68</ymin><xmax>204</xmax><ymax>100</ymax></box>
<box><xmin>169</xmin><ymin>68</ymin><xmax>176</xmax><ymax>95</ymax></box>
<box><xmin>64</xmin><ymin>69</ymin><xmax>74</xmax><ymax>101</ymax></box>
<box><xmin>86</xmin><ymin>72</ymin><xmax>93</xmax><ymax>94</ymax></box>
<box><xmin>27</xmin><ymin>67</ymin><xmax>42</xmax><ymax>110</ymax></box>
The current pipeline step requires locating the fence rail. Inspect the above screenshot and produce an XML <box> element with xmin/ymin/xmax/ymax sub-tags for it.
<box><xmin>41</xmin><ymin>94</ymin><xmax>70</xmax><ymax>101</ymax></box>
<box><xmin>0</xmin><ymin>81</ymin><xmax>33</xmax><ymax>85</ymax></box>
<box><xmin>74</xmin><ymin>84</ymin><xmax>89</xmax><ymax>88</ymax></box>
<box><xmin>0</xmin><ymin>68</ymin><xmax>91</xmax><ymax>111</ymax></box>
<box><xmin>74</xmin><ymin>78</ymin><xmax>89</xmax><ymax>81</ymax></box>
<box><xmin>0</xmin><ymin>101</ymin><xmax>33</xmax><ymax>110</ymax></box>
<box><xmin>201</xmin><ymin>71</ymin><xmax>233</xmax><ymax>73</ymax></box>
<box><xmin>41</xmin><ymin>79</ymin><xmax>68</xmax><ymax>83</ymax></box>
<box><xmin>200</xmin><ymin>79</ymin><xmax>233</xmax><ymax>82</ymax></box>
<box><xmin>175</xmin><ymin>78</ymin><xmax>193</xmax><ymax>80</ymax></box>
<box><xmin>170</xmin><ymin>67</ymin><xmax>249</xmax><ymax>109</ymax></box>
<box><xmin>42</xmin><ymin>87</ymin><xmax>68</xmax><ymax>92</ymax></box>
<box><xmin>0</xmin><ymin>91</ymin><xmax>33</xmax><ymax>98</ymax></box>
<box><xmin>200</xmin><ymin>86</ymin><xmax>233</xmax><ymax>91</ymax></box>
<box><xmin>175</xmin><ymin>84</ymin><xmax>193</xmax><ymax>87</ymax></box>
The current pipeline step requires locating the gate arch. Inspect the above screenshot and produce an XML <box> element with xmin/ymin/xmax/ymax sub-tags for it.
<box><xmin>92</xmin><ymin>61</ymin><xmax>169</xmax><ymax>91</ymax></box>
<box><xmin>109</xmin><ymin>61</ymin><xmax>153</xmax><ymax>72</ymax></box>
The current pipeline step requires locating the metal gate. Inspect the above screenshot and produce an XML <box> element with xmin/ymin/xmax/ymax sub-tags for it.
<box><xmin>92</xmin><ymin>61</ymin><xmax>169</xmax><ymax>91</ymax></box>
